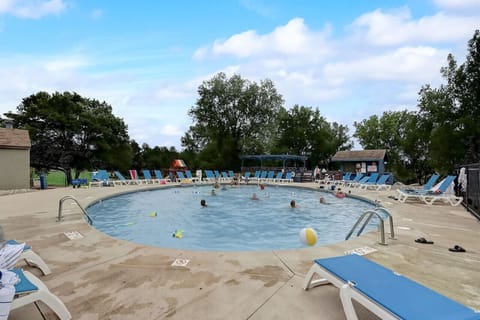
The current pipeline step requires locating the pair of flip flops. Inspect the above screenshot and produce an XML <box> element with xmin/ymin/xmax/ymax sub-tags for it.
<box><xmin>449</xmin><ymin>245</ymin><xmax>466</xmax><ymax>252</ymax></box>
<box><xmin>414</xmin><ymin>237</ymin><xmax>434</xmax><ymax>244</ymax></box>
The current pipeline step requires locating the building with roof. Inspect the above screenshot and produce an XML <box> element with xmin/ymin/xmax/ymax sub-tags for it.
<box><xmin>0</xmin><ymin>127</ymin><xmax>31</xmax><ymax>189</ymax></box>
<box><xmin>331</xmin><ymin>149</ymin><xmax>388</xmax><ymax>175</ymax></box>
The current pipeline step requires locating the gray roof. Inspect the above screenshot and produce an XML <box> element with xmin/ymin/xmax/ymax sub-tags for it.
<box><xmin>0</xmin><ymin>128</ymin><xmax>31</xmax><ymax>150</ymax></box>
<box><xmin>331</xmin><ymin>149</ymin><xmax>386</xmax><ymax>162</ymax></box>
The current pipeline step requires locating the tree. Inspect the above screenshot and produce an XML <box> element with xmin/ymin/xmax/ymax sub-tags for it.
<box><xmin>354</xmin><ymin>110</ymin><xmax>420</xmax><ymax>181</ymax></box>
<box><xmin>274</xmin><ymin>105</ymin><xmax>351</xmax><ymax>168</ymax></box>
<box><xmin>182</xmin><ymin>73</ymin><xmax>284</xmax><ymax>169</ymax></box>
<box><xmin>417</xmin><ymin>30</ymin><xmax>480</xmax><ymax>172</ymax></box>
<box><xmin>5</xmin><ymin>91</ymin><xmax>132</xmax><ymax>184</ymax></box>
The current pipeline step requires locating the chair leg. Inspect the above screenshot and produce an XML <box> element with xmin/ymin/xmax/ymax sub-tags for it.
<box><xmin>303</xmin><ymin>264</ymin><xmax>331</xmax><ymax>290</ymax></box>
<box><xmin>22</xmin><ymin>250</ymin><xmax>52</xmax><ymax>275</ymax></box>
<box><xmin>339</xmin><ymin>284</ymin><xmax>359</xmax><ymax>320</ymax></box>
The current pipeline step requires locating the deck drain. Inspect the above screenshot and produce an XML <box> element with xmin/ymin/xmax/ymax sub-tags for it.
<box><xmin>171</xmin><ymin>258</ymin><xmax>190</xmax><ymax>267</ymax></box>
<box><xmin>344</xmin><ymin>246</ymin><xmax>378</xmax><ymax>256</ymax></box>
<box><xmin>64</xmin><ymin>231</ymin><xmax>84</xmax><ymax>240</ymax></box>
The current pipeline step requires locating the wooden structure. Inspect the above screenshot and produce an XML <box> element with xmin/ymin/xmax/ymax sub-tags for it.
<box><xmin>331</xmin><ymin>149</ymin><xmax>387</xmax><ymax>175</ymax></box>
<box><xmin>0</xmin><ymin>127</ymin><xmax>31</xmax><ymax>189</ymax></box>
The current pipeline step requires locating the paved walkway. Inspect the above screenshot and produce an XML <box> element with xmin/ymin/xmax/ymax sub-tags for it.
<box><xmin>2</xmin><ymin>182</ymin><xmax>479</xmax><ymax>319</ymax></box>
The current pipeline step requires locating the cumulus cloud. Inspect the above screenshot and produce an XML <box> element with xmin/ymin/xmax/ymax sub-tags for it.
<box><xmin>323</xmin><ymin>46</ymin><xmax>448</xmax><ymax>84</ymax></box>
<box><xmin>195</xmin><ymin>18</ymin><xmax>332</xmax><ymax>60</ymax></box>
<box><xmin>0</xmin><ymin>0</ymin><xmax>66</xmax><ymax>19</ymax></box>
<box><xmin>434</xmin><ymin>0</ymin><xmax>480</xmax><ymax>10</ymax></box>
<box><xmin>350</xmin><ymin>7</ymin><xmax>480</xmax><ymax>46</ymax></box>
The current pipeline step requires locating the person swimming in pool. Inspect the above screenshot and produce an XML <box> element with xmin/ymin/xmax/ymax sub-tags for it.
<box><xmin>200</xmin><ymin>199</ymin><xmax>207</xmax><ymax>207</ymax></box>
<box><xmin>290</xmin><ymin>200</ymin><xmax>297</xmax><ymax>208</ymax></box>
<box><xmin>251</xmin><ymin>193</ymin><xmax>259</xmax><ymax>200</ymax></box>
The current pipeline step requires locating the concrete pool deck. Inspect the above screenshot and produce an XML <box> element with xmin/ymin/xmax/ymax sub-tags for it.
<box><xmin>2</xmin><ymin>182</ymin><xmax>479</xmax><ymax>319</ymax></box>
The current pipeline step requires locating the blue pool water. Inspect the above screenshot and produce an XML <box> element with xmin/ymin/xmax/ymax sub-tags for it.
<box><xmin>87</xmin><ymin>185</ymin><xmax>376</xmax><ymax>251</ymax></box>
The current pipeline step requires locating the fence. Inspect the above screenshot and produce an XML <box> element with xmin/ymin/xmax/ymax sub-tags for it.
<box><xmin>457</xmin><ymin>163</ymin><xmax>480</xmax><ymax>220</ymax></box>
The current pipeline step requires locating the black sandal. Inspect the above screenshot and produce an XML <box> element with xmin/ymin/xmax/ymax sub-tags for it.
<box><xmin>448</xmin><ymin>245</ymin><xmax>466</xmax><ymax>252</ymax></box>
<box><xmin>415</xmin><ymin>237</ymin><xmax>434</xmax><ymax>244</ymax></box>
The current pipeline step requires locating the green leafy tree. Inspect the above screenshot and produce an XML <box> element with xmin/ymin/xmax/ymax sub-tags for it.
<box><xmin>274</xmin><ymin>105</ymin><xmax>351</xmax><ymax>168</ymax></box>
<box><xmin>182</xmin><ymin>72</ymin><xmax>284</xmax><ymax>170</ymax></box>
<box><xmin>354</xmin><ymin>110</ymin><xmax>418</xmax><ymax>181</ymax></box>
<box><xmin>5</xmin><ymin>91</ymin><xmax>132</xmax><ymax>184</ymax></box>
<box><xmin>418</xmin><ymin>30</ymin><xmax>480</xmax><ymax>173</ymax></box>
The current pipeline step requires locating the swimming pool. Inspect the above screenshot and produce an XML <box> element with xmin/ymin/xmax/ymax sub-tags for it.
<box><xmin>87</xmin><ymin>185</ymin><xmax>376</xmax><ymax>251</ymax></box>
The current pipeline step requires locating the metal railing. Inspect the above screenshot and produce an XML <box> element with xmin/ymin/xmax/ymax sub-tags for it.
<box><xmin>346</xmin><ymin>207</ymin><xmax>395</xmax><ymax>245</ymax></box>
<box><xmin>456</xmin><ymin>163</ymin><xmax>480</xmax><ymax>220</ymax></box>
<box><xmin>57</xmin><ymin>195</ymin><xmax>93</xmax><ymax>225</ymax></box>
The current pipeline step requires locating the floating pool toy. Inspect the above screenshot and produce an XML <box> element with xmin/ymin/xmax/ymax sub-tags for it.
<box><xmin>149</xmin><ymin>211</ymin><xmax>157</xmax><ymax>217</ymax></box>
<box><xmin>335</xmin><ymin>192</ymin><xmax>346</xmax><ymax>199</ymax></box>
<box><xmin>299</xmin><ymin>228</ymin><xmax>317</xmax><ymax>246</ymax></box>
<box><xmin>172</xmin><ymin>229</ymin><xmax>184</xmax><ymax>239</ymax></box>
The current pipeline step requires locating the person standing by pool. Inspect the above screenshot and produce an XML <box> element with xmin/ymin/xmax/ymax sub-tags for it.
<box><xmin>314</xmin><ymin>166</ymin><xmax>320</xmax><ymax>181</ymax></box>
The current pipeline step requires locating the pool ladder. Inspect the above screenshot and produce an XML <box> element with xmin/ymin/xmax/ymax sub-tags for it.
<box><xmin>345</xmin><ymin>207</ymin><xmax>395</xmax><ymax>245</ymax></box>
<box><xmin>57</xmin><ymin>195</ymin><xmax>93</xmax><ymax>225</ymax></box>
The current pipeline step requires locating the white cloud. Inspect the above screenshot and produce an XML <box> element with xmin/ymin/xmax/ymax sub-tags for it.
<box><xmin>350</xmin><ymin>7</ymin><xmax>480</xmax><ymax>46</ymax></box>
<box><xmin>434</xmin><ymin>0</ymin><xmax>480</xmax><ymax>9</ymax></box>
<box><xmin>324</xmin><ymin>46</ymin><xmax>448</xmax><ymax>84</ymax></box>
<box><xmin>44</xmin><ymin>55</ymin><xmax>90</xmax><ymax>72</ymax></box>
<box><xmin>197</xmin><ymin>18</ymin><xmax>332</xmax><ymax>60</ymax></box>
<box><xmin>0</xmin><ymin>0</ymin><xmax>66</xmax><ymax>19</ymax></box>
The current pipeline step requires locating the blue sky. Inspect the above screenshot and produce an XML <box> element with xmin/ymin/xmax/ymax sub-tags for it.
<box><xmin>1</xmin><ymin>0</ymin><xmax>479</xmax><ymax>149</ymax></box>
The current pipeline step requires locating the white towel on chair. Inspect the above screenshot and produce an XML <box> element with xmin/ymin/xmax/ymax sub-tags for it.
<box><xmin>0</xmin><ymin>243</ymin><xmax>25</xmax><ymax>269</ymax></box>
<box><xmin>0</xmin><ymin>269</ymin><xmax>20</xmax><ymax>320</ymax></box>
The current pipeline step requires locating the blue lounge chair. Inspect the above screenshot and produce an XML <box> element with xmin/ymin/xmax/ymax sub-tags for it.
<box><xmin>11</xmin><ymin>268</ymin><xmax>72</xmax><ymax>319</ymax></box>
<box><xmin>266</xmin><ymin>171</ymin><xmax>275</xmax><ymax>182</ymax></box>
<box><xmin>397</xmin><ymin>175</ymin><xmax>456</xmax><ymax>204</ymax></box>
<box><xmin>142</xmin><ymin>169</ymin><xmax>155</xmax><ymax>183</ymax></box>
<box><xmin>396</xmin><ymin>174</ymin><xmax>440</xmax><ymax>201</ymax></box>
<box><xmin>359</xmin><ymin>173</ymin><xmax>379</xmax><ymax>189</ymax></box>
<box><xmin>89</xmin><ymin>169</ymin><xmax>109</xmax><ymax>187</ymax></box>
<box><xmin>273</xmin><ymin>172</ymin><xmax>283</xmax><ymax>183</ymax></box>
<box><xmin>204</xmin><ymin>170</ymin><xmax>216</xmax><ymax>182</ymax></box>
<box><xmin>177</xmin><ymin>171</ymin><xmax>187</xmax><ymax>182</ymax></box>
<box><xmin>259</xmin><ymin>171</ymin><xmax>268</xmax><ymax>182</ymax></box>
<box><xmin>250</xmin><ymin>171</ymin><xmax>260</xmax><ymax>182</ymax></box>
<box><xmin>336</xmin><ymin>172</ymin><xmax>352</xmax><ymax>186</ymax></box>
<box><xmin>214</xmin><ymin>170</ymin><xmax>221</xmax><ymax>179</ymax></box>
<box><xmin>348</xmin><ymin>175</ymin><xmax>369</xmax><ymax>188</ymax></box>
<box><xmin>372</xmin><ymin>174</ymin><xmax>392</xmax><ymax>191</ymax></box>
<box><xmin>185</xmin><ymin>170</ymin><xmax>200</xmax><ymax>182</ymax></box>
<box><xmin>113</xmin><ymin>171</ymin><xmax>137</xmax><ymax>185</ymax></box>
<box><xmin>345</xmin><ymin>173</ymin><xmax>363</xmax><ymax>187</ymax></box>
<box><xmin>221</xmin><ymin>171</ymin><xmax>230</xmax><ymax>181</ymax></box>
<box><xmin>280</xmin><ymin>172</ymin><xmax>293</xmax><ymax>183</ymax></box>
<box><xmin>420</xmin><ymin>175</ymin><xmax>463</xmax><ymax>206</ymax></box>
<box><xmin>304</xmin><ymin>254</ymin><xmax>479</xmax><ymax>320</ymax></box>
<box><xmin>153</xmin><ymin>170</ymin><xmax>170</xmax><ymax>183</ymax></box>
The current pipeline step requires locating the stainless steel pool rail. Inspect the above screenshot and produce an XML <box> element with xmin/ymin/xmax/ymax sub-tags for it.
<box><xmin>57</xmin><ymin>195</ymin><xmax>93</xmax><ymax>225</ymax></box>
<box><xmin>345</xmin><ymin>207</ymin><xmax>395</xmax><ymax>245</ymax></box>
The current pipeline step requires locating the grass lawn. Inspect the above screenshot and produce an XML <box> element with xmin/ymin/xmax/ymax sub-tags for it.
<box><xmin>34</xmin><ymin>170</ymin><xmax>92</xmax><ymax>187</ymax></box>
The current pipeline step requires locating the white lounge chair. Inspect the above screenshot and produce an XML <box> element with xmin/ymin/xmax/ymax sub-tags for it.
<box><xmin>7</xmin><ymin>240</ymin><xmax>51</xmax><ymax>275</ymax></box>
<box><xmin>11</xmin><ymin>268</ymin><xmax>71</xmax><ymax>320</ymax></box>
<box><xmin>304</xmin><ymin>254</ymin><xmax>479</xmax><ymax>320</ymax></box>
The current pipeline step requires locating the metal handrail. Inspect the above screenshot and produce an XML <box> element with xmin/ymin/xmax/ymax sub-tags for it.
<box><xmin>57</xmin><ymin>195</ymin><xmax>93</xmax><ymax>225</ymax></box>
<box><xmin>345</xmin><ymin>207</ymin><xmax>395</xmax><ymax>245</ymax></box>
